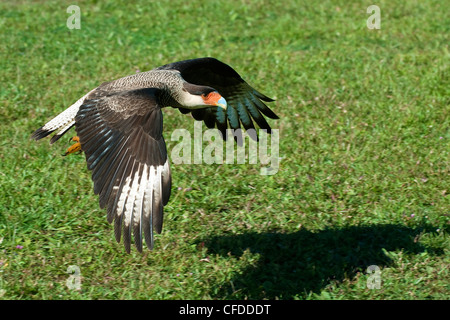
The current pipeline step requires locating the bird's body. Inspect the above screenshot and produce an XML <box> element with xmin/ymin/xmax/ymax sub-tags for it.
<box><xmin>31</xmin><ymin>57</ymin><xmax>278</xmax><ymax>253</ymax></box>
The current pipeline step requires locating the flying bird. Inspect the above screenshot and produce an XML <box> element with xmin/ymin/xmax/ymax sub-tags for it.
<box><xmin>31</xmin><ymin>57</ymin><xmax>278</xmax><ymax>253</ymax></box>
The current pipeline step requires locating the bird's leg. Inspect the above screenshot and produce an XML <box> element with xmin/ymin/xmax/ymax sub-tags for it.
<box><xmin>63</xmin><ymin>136</ymin><xmax>82</xmax><ymax>156</ymax></box>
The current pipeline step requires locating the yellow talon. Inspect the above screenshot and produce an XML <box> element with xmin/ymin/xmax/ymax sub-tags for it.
<box><xmin>63</xmin><ymin>136</ymin><xmax>82</xmax><ymax>156</ymax></box>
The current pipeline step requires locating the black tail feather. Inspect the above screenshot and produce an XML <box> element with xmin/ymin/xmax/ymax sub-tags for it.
<box><xmin>30</xmin><ymin>126</ymin><xmax>54</xmax><ymax>141</ymax></box>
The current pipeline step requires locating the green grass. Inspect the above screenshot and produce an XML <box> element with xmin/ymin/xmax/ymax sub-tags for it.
<box><xmin>0</xmin><ymin>0</ymin><xmax>449</xmax><ymax>300</ymax></box>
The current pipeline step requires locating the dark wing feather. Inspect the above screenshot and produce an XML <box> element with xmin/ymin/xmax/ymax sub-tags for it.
<box><xmin>75</xmin><ymin>88</ymin><xmax>171</xmax><ymax>253</ymax></box>
<box><xmin>156</xmin><ymin>57</ymin><xmax>278</xmax><ymax>143</ymax></box>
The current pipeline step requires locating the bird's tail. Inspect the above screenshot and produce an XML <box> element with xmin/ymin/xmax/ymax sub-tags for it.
<box><xmin>31</xmin><ymin>90</ymin><xmax>94</xmax><ymax>144</ymax></box>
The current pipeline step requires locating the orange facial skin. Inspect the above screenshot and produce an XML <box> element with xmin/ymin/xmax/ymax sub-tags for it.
<box><xmin>202</xmin><ymin>92</ymin><xmax>226</xmax><ymax>108</ymax></box>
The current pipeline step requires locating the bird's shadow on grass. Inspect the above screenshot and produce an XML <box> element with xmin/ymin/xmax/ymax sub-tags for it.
<box><xmin>200</xmin><ymin>224</ymin><xmax>443</xmax><ymax>299</ymax></box>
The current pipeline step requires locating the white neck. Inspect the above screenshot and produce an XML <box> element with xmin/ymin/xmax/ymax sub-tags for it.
<box><xmin>178</xmin><ymin>90</ymin><xmax>207</xmax><ymax>109</ymax></box>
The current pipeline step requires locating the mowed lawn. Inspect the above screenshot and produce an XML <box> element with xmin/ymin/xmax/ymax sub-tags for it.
<box><xmin>0</xmin><ymin>0</ymin><xmax>448</xmax><ymax>300</ymax></box>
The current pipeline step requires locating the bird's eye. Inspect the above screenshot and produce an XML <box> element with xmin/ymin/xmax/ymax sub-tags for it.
<box><xmin>202</xmin><ymin>92</ymin><xmax>212</xmax><ymax>99</ymax></box>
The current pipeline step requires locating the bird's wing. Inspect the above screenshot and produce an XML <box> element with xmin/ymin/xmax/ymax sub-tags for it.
<box><xmin>75</xmin><ymin>87</ymin><xmax>171</xmax><ymax>253</ymax></box>
<box><xmin>156</xmin><ymin>57</ymin><xmax>278</xmax><ymax>142</ymax></box>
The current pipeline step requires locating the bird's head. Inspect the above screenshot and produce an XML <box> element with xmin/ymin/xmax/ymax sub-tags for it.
<box><xmin>179</xmin><ymin>83</ymin><xmax>227</xmax><ymax>110</ymax></box>
<box><xmin>201</xmin><ymin>91</ymin><xmax>227</xmax><ymax>109</ymax></box>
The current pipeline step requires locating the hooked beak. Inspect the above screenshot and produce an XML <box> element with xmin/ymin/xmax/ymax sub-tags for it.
<box><xmin>216</xmin><ymin>96</ymin><xmax>227</xmax><ymax>110</ymax></box>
